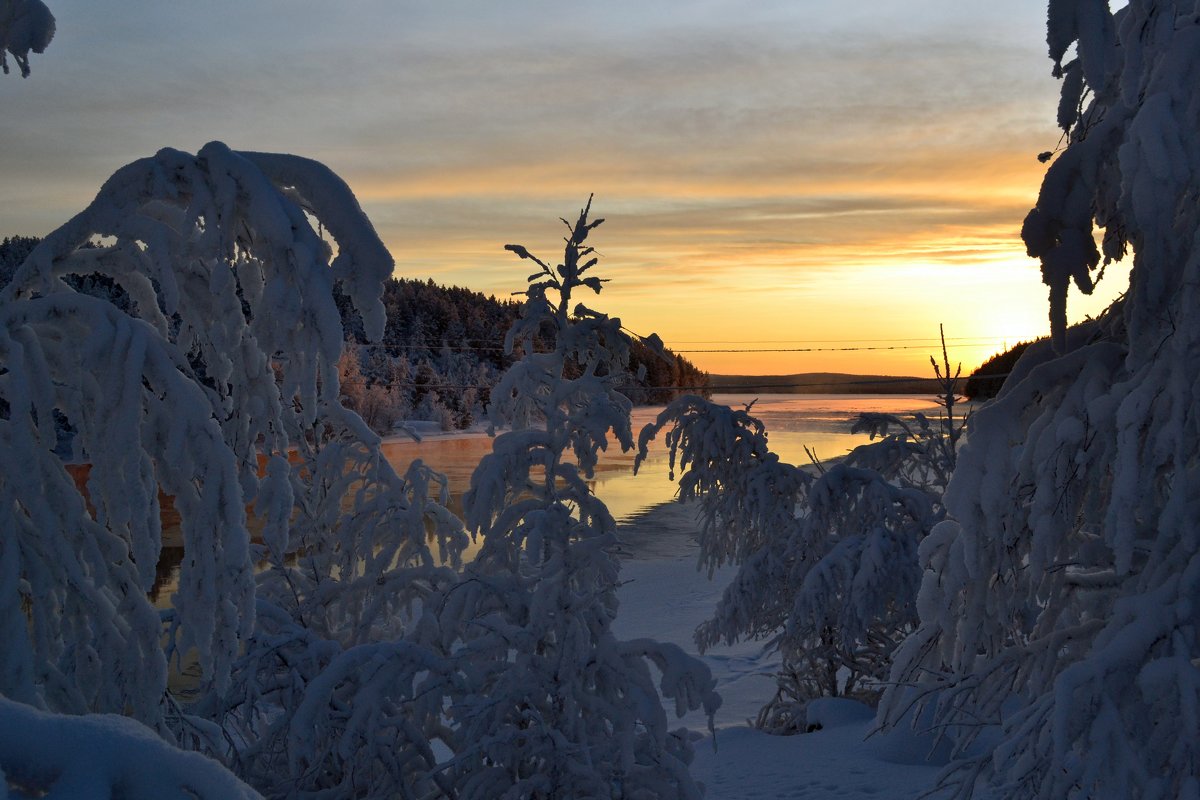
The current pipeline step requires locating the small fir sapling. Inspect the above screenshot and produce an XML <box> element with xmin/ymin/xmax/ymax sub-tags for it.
<box><xmin>439</xmin><ymin>198</ymin><xmax>720</xmax><ymax>799</ymax></box>
<box><xmin>636</xmin><ymin>330</ymin><xmax>965</xmax><ymax>733</ymax></box>
<box><xmin>848</xmin><ymin>325</ymin><xmax>965</xmax><ymax>496</ymax></box>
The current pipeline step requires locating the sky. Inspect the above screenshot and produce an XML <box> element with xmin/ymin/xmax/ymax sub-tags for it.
<box><xmin>1</xmin><ymin>1</ymin><xmax>1126</xmax><ymax>376</ymax></box>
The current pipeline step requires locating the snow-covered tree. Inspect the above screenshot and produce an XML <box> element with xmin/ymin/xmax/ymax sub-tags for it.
<box><xmin>637</xmin><ymin>335</ymin><xmax>964</xmax><ymax>733</ymax></box>
<box><xmin>438</xmin><ymin>198</ymin><xmax>720</xmax><ymax>798</ymax></box>
<box><xmin>0</xmin><ymin>151</ymin><xmax>719</xmax><ymax>797</ymax></box>
<box><xmin>338</xmin><ymin>341</ymin><xmax>411</xmax><ymax>433</ymax></box>
<box><xmin>881</xmin><ymin>2</ymin><xmax>1200</xmax><ymax>797</ymax></box>
<box><xmin>194</xmin><ymin>413</ymin><xmax>468</xmax><ymax>798</ymax></box>
<box><xmin>0</xmin><ymin>142</ymin><xmax>424</xmax><ymax>794</ymax></box>
<box><xmin>0</xmin><ymin>0</ymin><xmax>54</xmax><ymax>77</ymax></box>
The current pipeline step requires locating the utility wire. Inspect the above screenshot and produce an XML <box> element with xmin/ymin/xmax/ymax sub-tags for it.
<box><xmin>345</xmin><ymin>340</ymin><xmax>1012</xmax><ymax>355</ymax></box>
<box><xmin>673</xmin><ymin>345</ymin><xmax>990</xmax><ymax>354</ymax></box>
<box><xmin>664</xmin><ymin>336</ymin><xmax>1029</xmax><ymax>344</ymax></box>
<box><xmin>339</xmin><ymin>373</ymin><xmax>1011</xmax><ymax>393</ymax></box>
<box><xmin>357</xmin><ymin>331</ymin><xmax>1035</xmax><ymax>346</ymax></box>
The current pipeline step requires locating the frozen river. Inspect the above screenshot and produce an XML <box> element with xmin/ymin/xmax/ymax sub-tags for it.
<box><xmin>152</xmin><ymin>393</ymin><xmax>958</xmax><ymax>602</ymax></box>
<box><xmin>382</xmin><ymin>393</ymin><xmax>957</xmax><ymax>524</ymax></box>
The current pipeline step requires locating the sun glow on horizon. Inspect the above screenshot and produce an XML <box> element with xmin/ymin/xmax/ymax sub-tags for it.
<box><xmin>364</xmin><ymin>154</ymin><xmax>1129</xmax><ymax>378</ymax></box>
<box><xmin>2</xmin><ymin>0</ymin><xmax>1110</xmax><ymax>379</ymax></box>
<box><xmin>606</xmin><ymin>253</ymin><xmax>1126</xmax><ymax>378</ymax></box>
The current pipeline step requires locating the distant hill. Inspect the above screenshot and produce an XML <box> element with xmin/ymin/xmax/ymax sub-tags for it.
<box><xmin>2</xmin><ymin>236</ymin><xmax>710</xmax><ymax>433</ymax></box>
<box><xmin>963</xmin><ymin>339</ymin><xmax>1043</xmax><ymax>400</ymax></box>
<box><xmin>709</xmin><ymin>372</ymin><xmax>963</xmax><ymax>395</ymax></box>
<box><xmin>338</xmin><ymin>277</ymin><xmax>711</xmax><ymax>420</ymax></box>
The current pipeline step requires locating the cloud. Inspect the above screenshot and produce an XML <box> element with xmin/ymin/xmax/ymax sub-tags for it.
<box><xmin>1</xmin><ymin>0</ymin><xmax>1107</xmax><ymax>374</ymax></box>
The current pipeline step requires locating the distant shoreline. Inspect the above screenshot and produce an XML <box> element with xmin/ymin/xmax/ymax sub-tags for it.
<box><xmin>708</xmin><ymin>372</ymin><xmax>964</xmax><ymax>395</ymax></box>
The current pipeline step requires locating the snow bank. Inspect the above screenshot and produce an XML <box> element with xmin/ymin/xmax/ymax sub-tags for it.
<box><xmin>0</xmin><ymin>698</ymin><xmax>259</xmax><ymax>799</ymax></box>
<box><xmin>614</xmin><ymin>522</ymin><xmax>957</xmax><ymax>799</ymax></box>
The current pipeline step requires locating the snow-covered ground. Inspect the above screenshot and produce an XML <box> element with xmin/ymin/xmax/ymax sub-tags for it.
<box><xmin>615</xmin><ymin>503</ymin><xmax>958</xmax><ymax>800</ymax></box>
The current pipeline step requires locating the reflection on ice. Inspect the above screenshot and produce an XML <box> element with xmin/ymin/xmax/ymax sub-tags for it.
<box><xmin>152</xmin><ymin>393</ymin><xmax>960</xmax><ymax>602</ymax></box>
<box><xmin>380</xmin><ymin>393</ymin><xmax>955</xmax><ymax>525</ymax></box>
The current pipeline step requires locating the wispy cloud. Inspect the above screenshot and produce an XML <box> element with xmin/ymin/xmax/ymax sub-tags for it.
<box><xmin>0</xmin><ymin>0</ymin><xmax>1122</xmax><ymax>373</ymax></box>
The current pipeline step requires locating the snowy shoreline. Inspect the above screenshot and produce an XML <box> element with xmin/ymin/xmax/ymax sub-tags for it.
<box><xmin>615</xmin><ymin>500</ymin><xmax>705</xmax><ymax>561</ymax></box>
<box><xmin>612</xmin><ymin>499</ymin><xmax>957</xmax><ymax>800</ymax></box>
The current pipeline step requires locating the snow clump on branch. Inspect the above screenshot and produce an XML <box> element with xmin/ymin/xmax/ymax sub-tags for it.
<box><xmin>0</xmin><ymin>0</ymin><xmax>54</xmax><ymax>77</ymax></box>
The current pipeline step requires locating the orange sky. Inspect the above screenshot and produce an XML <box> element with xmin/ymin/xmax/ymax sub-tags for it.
<box><xmin>1</xmin><ymin>1</ymin><xmax>1129</xmax><ymax>376</ymax></box>
<box><xmin>354</xmin><ymin>145</ymin><xmax>1125</xmax><ymax>377</ymax></box>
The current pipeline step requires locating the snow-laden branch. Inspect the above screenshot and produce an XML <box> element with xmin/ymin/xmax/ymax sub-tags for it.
<box><xmin>883</xmin><ymin>3</ymin><xmax>1200</xmax><ymax>796</ymax></box>
<box><xmin>0</xmin><ymin>0</ymin><xmax>54</xmax><ymax>77</ymax></box>
<box><xmin>0</xmin><ymin>294</ymin><xmax>253</xmax><ymax>718</ymax></box>
<box><xmin>0</xmin><ymin>143</ymin><xmax>462</xmax><ymax>798</ymax></box>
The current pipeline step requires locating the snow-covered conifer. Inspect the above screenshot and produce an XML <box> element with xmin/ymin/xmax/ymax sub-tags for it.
<box><xmin>441</xmin><ymin>198</ymin><xmax>720</xmax><ymax>798</ymax></box>
<box><xmin>2</xmin><ymin>142</ymin><xmax>395</xmax><ymax>716</ymax></box>
<box><xmin>881</xmin><ymin>3</ymin><xmax>1200</xmax><ymax>797</ymax></box>
<box><xmin>637</xmin><ymin>335</ymin><xmax>964</xmax><ymax>732</ymax></box>
<box><xmin>0</xmin><ymin>291</ymin><xmax>251</xmax><ymax>723</ymax></box>
<box><xmin>198</xmin><ymin>412</ymin><xmax>468</xmax><ymax>798</ymax></box>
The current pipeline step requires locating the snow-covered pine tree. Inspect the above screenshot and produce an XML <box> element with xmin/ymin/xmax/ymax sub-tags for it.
<box><xmin>881</xmin><ymin>2</ymin><xmax>1200</xmax><ymax>797</ymax></box>
<box><xmin>337</xmin><ymin>341</ymin><xmax>411</xmax><ymax>433</ymax></box>
<box><xmin>0</xmin><ymin>142</ymin><xmax>456</xmax><ymax>796</ymax></box>
<box><xmin>0</xmin><ymin>0</ymin><xmax>55</xmax><ymax>77</ymax></box>
<box><xmin>439</xmin><ymin>198</ymin><xmax>720</xmax><ymax>799</ymax></box>
<box><xmin>636</xmin><ymin>337</ymin><xmax>963</xmax><ymax>733</ymax></box>
<box><xmin>195</xmin><ymin>411</ymin><xmax>468</xmax><ymax>798</ymax></box>
<box><xmin>0</xmin><ymin>236</ymin><xmax>40</xmax><ymax>287</ymax></box>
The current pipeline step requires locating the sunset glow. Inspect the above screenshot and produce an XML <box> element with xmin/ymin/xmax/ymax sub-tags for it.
<box><xmin>0</xmin><ymin>0</ymin><xmax>1128</xmax><ymax>376</ymax></box>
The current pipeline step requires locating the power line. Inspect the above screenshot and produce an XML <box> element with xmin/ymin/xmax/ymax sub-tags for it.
<box><xmin>345</xmin><ymin>340</ymin><xmax>1011</xmax><ymax>355</ymax></box>
<box><xmin>664</xmin><ymin>336</ymin><xmax>1024</xmax><ymax>344</ymax></box>
<box><xmin>672</xmin><ymin>344</ymin><xmax>996</xmax><ymax>354</ymax></box>
<box><xmin>341</xmin><ymin>373</ymin><xmax>1009</xmax><ymax>394</ymax></box>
